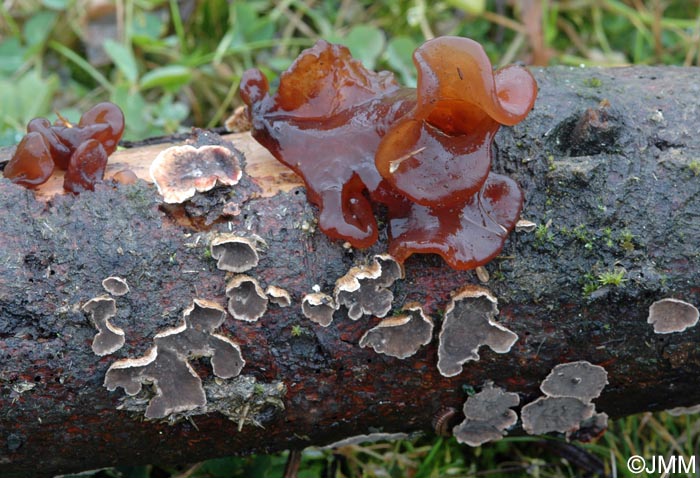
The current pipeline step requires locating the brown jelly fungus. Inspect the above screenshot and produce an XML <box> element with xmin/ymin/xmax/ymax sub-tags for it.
<box><xmin>240</xmin><ymin>36</ymin><xmax>537</xmax><ymax>270</ymax></box>
<box><xmin>4</xmin><ymin>102</ymin><xmax>125</xmax><ymax>193</ymax></box>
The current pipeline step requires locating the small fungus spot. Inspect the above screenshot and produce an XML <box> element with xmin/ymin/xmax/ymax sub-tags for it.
<box><xmin>102</xmin><ymin>276</ymin><xmax>129</xmax><ymax>296</ymax></box>
<box><xmin>210</xmin><ymin>234</ymin><xmax>260</xmax><ymax>273</ymax></box>
<box><xmin>334</xmin><ymin>254</ymin><xmax>404</xmax><ymax>320</ymax></box>
<box><xmin>301</xmin><ymin>292</ymin><xmax>335</xmax><ymax>327</ymax></box>
<box><xmin>104</xmin><ymin>299</ymin><xmax>245</xmax><ymax>419</ymax></box>
<box><xmin>515</xmin><ymin>219</ymin><xmax>537</xmax><ymax>233</ymax></box>
<box><xmin>149</xmin><ymin>144</ymin><xmax>243</xmax><ymax>204</ymax></box>
<box><xmin>82</xmin><ymin>296</ymin><xmax>124</xmax><ymax>356</ymax></box>
<box><xmin>452</xmin><ymin>382</ymin><xmax>519</xmax><ymax>446</ymax></box>
<box><xmin>520</xmin><ymin>396</ymin><xmax>595</xmax><ymax>436</ymax></box>
<box><xmin>358</xmin><ymin>303</ymin><xmax>433</xmax><ymax>359</ymax></box>
<box><xmin>437</xmin><ymin>286</ymin><xmax>518</xmax><ymax>377</ymax></box>
<box><xmin>226</xmin><ymin>275</ymin><xmax>268</xmax><ymax>322</ymax></box>
<box><xmin>647</xmin><ymin>298</ymin><xmax>699</xmax><ymax>334</ymax></box>
<box><xmin>112</xmin><ymin>169</ymin><xmax>138</xmax><ymax>185</ymax></box>
<box><xmin>539</xmin><ymin>361</ymin><xmax>608</xmax><ymax>402</ymax></box>
<box><xmin>266</xmin><ymin>285</ymin><xmax>292</xmax><ymax>307</ymax></box>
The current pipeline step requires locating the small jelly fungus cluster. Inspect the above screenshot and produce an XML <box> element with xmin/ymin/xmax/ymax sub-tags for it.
<box><xmin>240</xmin><ymin>36</ymin><xmax>537</xmax><ymax>270</ymax></box>
<box><xmin>3</xmin><ymin>102</ymin><xmax>125</xmax><ymax>192</ymax></box>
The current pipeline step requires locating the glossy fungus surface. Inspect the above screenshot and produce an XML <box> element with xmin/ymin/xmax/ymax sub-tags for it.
<box><xmin>241</xmin><ymin>37</ymin><xmax>536</xmax><ymax>269</ymax></box>
<box><xmin>4</xmin><ymin>102</ymin><xmax>124</xmax><ymax>193</ymax></box>
<box><xmin>3</xmin><ymin>132</ymin><xmax>55</xmax><ymax>188</ymax></box>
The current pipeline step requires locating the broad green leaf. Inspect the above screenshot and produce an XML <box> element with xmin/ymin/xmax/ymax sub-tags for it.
<box><xmin>41</xmin><ymin>0</ymin><xmax>69</xmax><ymax>10</ymax></box>
<box><xmin>0</xmin><ymin>38</ymin><xmax>26</xmax><ymax>74</ymax></box>
<box><xmin>339</xmin><ymin>25</ymin><xmax>385</xmax><ymax>70</ymax></box>
<box><xmin>385</xmin><ymin>36</ymin><xmax>418</xmax><ymax>87</ymax></box>
<box><xmin>103</xmin><ymin>39</ymin><xmax>139</xmax><ymax>84</ymax></box>
<box><xmin>23</xmin><ymin>11</ymin><xmax>57</xmax><ymax>47</ymax></box>
<box><xmin>131</xmin><ymin>11</ymin><xmax>167</xmax><ymax>46</ymax></box>
<box><xmin>139</xmin><ymin>65</ymin><xmax>192</xmax><ymax>91</ymax></box>
<box><xmin>444</xmin><ymin>0</ymin><xmax>485</xmax><ymax>15</ymax></box>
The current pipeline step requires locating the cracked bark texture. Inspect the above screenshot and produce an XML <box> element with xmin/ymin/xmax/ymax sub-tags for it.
<box><xmin>1</xmin><ymin>66</ymin><xmax>699</xmax><ymax>477</ymax></box>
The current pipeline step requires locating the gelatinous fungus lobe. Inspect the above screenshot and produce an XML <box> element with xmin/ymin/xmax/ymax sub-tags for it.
<box><xmin>437</xmin><ymin>286</ymin><xmax>517</xmax><ymax>377</ymax></box>
<box><xmin>240</xmin><ymin>36</ymin><xmax>536</xmax><ymax>270</ymax></box>
<box><xmin>387</xmin><ymin>173</ymin><xmax>524</xmax><ymax>270</ymax></box>
<box><xmin>334</xmin><ymin>254</ymin><xmax>404</xmax><ymax>320</ymax></box>
<box><xmin>359</xmin><ymin>303</ymin><xmax>433</xmax><ymax>359</ymax></box>
<box><xmin>4</xmin><ymin>101</ymin><xmax>124</xmax><ymax>191</ymax></box>
<box><xmin>104</xmin><ymin>299</ymin><xmax>245</xmax><ymax>419</ymax></box>
<box><xmin>149</xmin><ymin>144</ymin><xmax>243</xmax><ymax>204</ymax></box>
<box><xmin>452</xmin><ymin>382</ymin><xmax>520</xmax><ymax>446</ymax></box>
<box><xmin>3</xmin><ymin>132</ymin><xmax>55</xmax><ymax>188</ymax></box>
<box><xmin>240</xmin><ymin>40</ymin><xmax>412</xmax><ymax>248</ymax></box>
<box><xmin>376</xmin><ymin>36</ymin><xmax>537</xmax><ymax>207</ymax></box>
<box><xmin>83</xmin><ymin>296</ymin><xmax>125</xmax><ymax>356</ymax></box>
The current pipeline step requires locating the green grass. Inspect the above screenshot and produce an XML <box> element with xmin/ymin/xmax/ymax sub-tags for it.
<box><xmin>4</xmin><ymin>1</ymin><xmax>700</xmax><ymax>477</ymax></box>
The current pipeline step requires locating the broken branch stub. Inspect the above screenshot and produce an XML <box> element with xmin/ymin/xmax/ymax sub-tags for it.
<box><xmin>437</xmin><ymin>286</ymin><xmax>518</xmax><ymax>377</ymax></box>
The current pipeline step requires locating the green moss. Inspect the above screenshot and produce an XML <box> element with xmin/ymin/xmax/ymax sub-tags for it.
<box><xmin>597</xmin><ymin>268</ymin><xmax>627</xmax><ymax>287</ymax></box>
<box><xmin>689</xmin><ymin>159</ymin><xmax>700</xmax><ymax>176</ymax></box>
<box><xmin>291</xmin><ymin>324</ymin><xmax>303</xmax><ymax>337</ymax></box>
<box><xmin>619</xmin><ymin>229</ymin><xmax>635</xmax><ymax>252</ymax></box>
<box><xmin>584</xmin><ymin>77</ymin><xmax>603</xmax><ymax>87</ymax></box>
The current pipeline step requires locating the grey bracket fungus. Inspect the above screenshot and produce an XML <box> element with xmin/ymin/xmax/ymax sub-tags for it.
<box><xmin>226</xmin><ymin>275</ymin><xmax>268</xmax><ymax>322</ymax></box>
<box><xmin>266</xmin><ymin>285</ymin><xmax>292</xmax><ymax>307</ymax></box>
<box><xmin>452</xmin><ymin>382</ymin><xmax>520</xmax><ymax>447</ymax></box>
<box><xmin>149</xmin><ymin>144</ymin><xmax>243</xmax><ymax>204</ymax></box>
<box><xmin>301</xmin><ymin>292</ymin><xmax>335</xmax><ymax>327</ymax></box>
<box><xmin>104</xmin><ymin>299</ymin><xmax>246</xmax><ymax>419</ymax></box>
<box><xmin>521</xmin><ymin>396</ymin><xmax>595</xmax><ymax>436</ymax></box>
<box><xmin>82</xmin><ymin>296</ymin><xmax>125</xmax><ymax>356</ymax></box>
<box><xmin>334</xmin><ymin>254</ymin><xmax>404</xmax><ymax>320</ymax></box>
<box><xmin>102</xmin><ymin>276</ymin><xmax>129</xmax><ymax>296</ymax></box>
<box><xmin>437</xmin><ymin>286</ymin><xmax>518</xmax><ymax>378</ymax></box>
<box><xmin>540</xmin><ymin>361</ymin><xmax>608</xmax><ymax>402</ymax></box>
<box><xmin>647</xmin><ymin>298</ymin><xmax>700</xmax><ymax>334</ymax></box>
<box><xmin>358</xmin><ymin>303</ymin><xmax>433</xmax><ymax>359</ymax></box>
<box><xmin>210</xmin><ymin>234</ymin><xmax>260</xmax><ymax>273</ymax></box>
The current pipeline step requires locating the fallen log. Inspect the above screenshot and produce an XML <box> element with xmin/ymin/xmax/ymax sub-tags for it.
<box><xmin>1</xmin><ymin>65</ymin><xmax>699</xmax><ymax>477</ymax></box>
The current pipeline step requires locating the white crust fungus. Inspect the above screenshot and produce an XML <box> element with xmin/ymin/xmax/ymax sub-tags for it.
<box><xmin>101</xmin><ymin>276</ymin><xmax>129</xmax><ymax>296</ymax></box>
<box><xmin>226</xmin><ymin>275</ymin><xmax>268</xmax><ymax>322</ymax></box>
<box><xmin>358</xmin><ymin>303</ymin><xmax>433</xmax><ymax>359</ymax></box>
<box><xmin>104</xmin><ymin>299</ymin><xmax>245</xmax><ymax>419</ymax></box>
<box><xmin>149</xmin><ymin>144</ymin><xmax>242</xmax><ymax>203</ymax></box>
<box><xmin>452</xmin><ymin>382</ymin><xmax>520</xmax><ymax>446</ymax></box>
<box><xmin>334</xmin><ymin>254</ymin><xmax>404</xmax><ymax>320</ymax></box>
<box><xmin>82</xmin><ymin>296</ymin><xmax>125</xmax><ymax>356</ymax></box>
<box><xmin>437</xmin><ymin>286</ymin><xmax>518</xmax><ymax>377</ymax></box>
<box><xmin>647</xmin><ymin>298</ymin><xmax>699</xmax><ymax>334</ymax></box>
<box><xmin>301</xmin><ymin>292</ymin><xmax>336</xmax><ymax>327</ymax></box>
<box><xmin>210</xmin><ymin>234</ymin><xmax>259</xmax><ymax>273</ymax></box>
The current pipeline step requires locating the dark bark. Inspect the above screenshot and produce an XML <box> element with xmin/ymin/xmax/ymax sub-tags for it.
<box><xmin>1</xmin><ymin>66</ymin><xmax>700</xmax><ymax>477</ymax></box>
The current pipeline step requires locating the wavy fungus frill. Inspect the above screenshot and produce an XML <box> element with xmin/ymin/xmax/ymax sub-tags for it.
<box><xmin>240</xmin><ymin>36</ymin><xmax>537</xmax><ymax>270</ymax></box>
